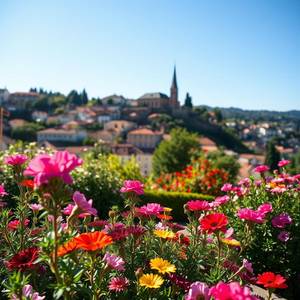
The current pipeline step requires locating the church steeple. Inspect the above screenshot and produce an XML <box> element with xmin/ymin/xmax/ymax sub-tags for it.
<box><xmin>170</xmin><ymin>65</ymin><xmax>179</xmax><ymax>107</ymax></box>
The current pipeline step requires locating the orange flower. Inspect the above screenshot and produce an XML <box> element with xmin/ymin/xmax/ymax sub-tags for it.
<box><xmin>57</xmin><ymin>239</ymin><xmax>78</xmax><ymax>257</ymax></box>
<box><xmin>74</xmin><ymin>231</ymin><xmax>113</xmax><ymax>251</ymax></box>
<box><xmin>158</xmin><ymin>214</ymin><xmax>173</xmax><ymax>221</ymax></box>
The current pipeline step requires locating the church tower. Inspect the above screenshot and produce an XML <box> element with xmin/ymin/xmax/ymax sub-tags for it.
<box><xmin>170</xmin><ymin>66</ymin><xmax>179</xmax><ymax>107</ymax></box>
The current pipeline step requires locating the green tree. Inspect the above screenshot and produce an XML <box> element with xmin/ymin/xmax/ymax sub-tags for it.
<box><xmin>288</xmin><ymin>150</ymin><xmax>300</xmax><ymax>174</ymax></box>
<box><xmin>152</xmin><ymin>128</ymin><xmax>200</xmax><ymax>176</ymax></box>
<box><xmin>265</xmin><ymin>140</ymin><xmax>281</xmax><ymax>171</ymax></box>
<box><xmin>81</xmin><ymin>89</ymin><xmax>88</xmax><ymax>104</ymax></box>
<box><xmin>213</xmin><ymin>108</ymin><xmax>223</xmax><ymax>123</ymax></box>
<box><xmin>184</xmin><ymin>93</ymin><xmax>193</xmax><ymax>108</ymax></box>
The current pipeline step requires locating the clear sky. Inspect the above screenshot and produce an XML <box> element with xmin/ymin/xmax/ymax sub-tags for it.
<box><xmin>0</xmin><ymin>0</ymin><xmax>299</xmax><ymax>111</ymax></box>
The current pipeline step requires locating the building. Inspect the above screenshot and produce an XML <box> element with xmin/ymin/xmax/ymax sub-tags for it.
<box><xmin>37</xmin><ymin>128</ymin><xmax>87</xmax><ymax>143</ymax></box>
<box><xmin>0</xmin><ymin>88</ymin><xmax>9</xmax><ymax>105</ymax></box>
<box><xmin>104</xmin><ymin>120</ymin><xmax>137</xmax><ymax>133</ymax></box>
<box><xmin>127</xmin><ymin>127</ymin><xmax>163</xmax><ymax>150</ymax></box>
<box><xmin>101</xmin><ymin>94</ymin><xmax>127</xmax><ymax>106</ymax></box>
<box><xmin>7</xmin><ymin>92</ymin><xmax>39</xmax><ymax>111</ymax></box>
<box><xmin>32</xmin><ymin>111</ymin><xmax>48</xmax><ymax>122</ymax></box>
<box><xmin>137</xmin><ymin>67</ymin><xmax>180</xmax><ymax>109</ymax></box>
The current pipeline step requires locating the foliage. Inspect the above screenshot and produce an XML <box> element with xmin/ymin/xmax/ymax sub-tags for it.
<box><xmin>141</xmin><ymin>190</ymin><xmax>213</xmax><ymax>221</ymax></box>
<box><xmin>287</xmin><ymin>150</ymin><xmax>300</xmax><ymax>174</ymax></box>
<box><xmin>152</xmin><ymin>128</ymin><xmax>200</xmax><ymax>176</ymax></box>
<box><xmin>265</xmin><ymin>140</ymin><xmax>281</xmax><ymax>171</ymax></box>
<box><xmin>151</xmin><ymin>151</ymin><xmax>234</xmax><ymax>196</ymax></box>
<box><xmin>183</xmin><ymin>93</ymin><xmax>193</xmax><ymax>108</ymax></box>
<box><xmin>11</xmin><ymin>123</ymin><xmax>45</xmax><ymax>142</ymax></box>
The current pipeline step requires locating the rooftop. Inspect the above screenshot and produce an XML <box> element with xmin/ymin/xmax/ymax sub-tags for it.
<box><xmin>139</xmin><ymin>93</ymin><xmax>169</xmax><ymax>100</ymax></box>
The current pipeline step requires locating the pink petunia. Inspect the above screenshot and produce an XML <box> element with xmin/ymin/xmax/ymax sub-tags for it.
<box><xmin>4</xmin><ymin>154</ymin><xmax>28</xmax><ymax>166</ymax></box>
<box><xmin>72</xmin><ymin>191</ymin><xmax>97</xmax><ymax>216</ymax></box>
<box><xmin>277</xmin><ymin>231</ymin><xmax>290</xmax><ymax>242</ymax></box>
<box><xmin>24</xmin><ymin>151</ymin><xmax>82</xmax><ymax>187</ymax></box>
<box><xmin>137</xmin><ymin>203</ymin><xmax>163</xmax><ymax>217</ymax></box>
<box><xmin>209</xmin><ymin>282</ymin><xmax>258</xmax><ymax>300</ymax></box>
<box><xmin>237</xmin><ymin>208</ymin><xmax>265</xmax><ymax>224</ymax></box>
<box><xmin>186</xmin><ymin>200</ymin><xmax>211</xmax><ymax>211</ymax></box>
<box><xmin>271</xmin><ymin>213</ymin><xmax>292</xmax><ymax>229</ymax></box>
<box><xmin>185</xmin><ymin>281</ymin><xmax>210</xmax><ymax>300</ymax></box>
<box><xmin>103</xmin><ymin>252</ymin><xmax>125</xmax><ymax>271</ymax></box>
<box><xmin>253</xmin><ymin>165</ymin><xmax>270</xmax><ymax>173</ymax></box>
<box><xmin>120</xmin><ymin>180</ymin><xmax>144</xmax><ymax>195</ymax></box>
<box><xmin>257</xmin><ymin>203</ymin><xmax>272</xmax><ymax>216</ymax></box>
<box><xmin>210</xmin><ymin>195</ymin><xmax>230</xmax><ymax>208</ymax></box>
<box><xmin>108</xmin><ymin>277</ymin><xmax>129</xmax><ymax>292</ymax></box>
<box><xmin>278</xmin><ymin>160</ymin><xmax>290</xmax><ymax>168</ymax></box>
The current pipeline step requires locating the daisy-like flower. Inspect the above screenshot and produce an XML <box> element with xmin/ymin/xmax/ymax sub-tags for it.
<box><xmin>220</xmin><ymin>238</ymin><xmax>241</xmax><ymax>247</ymax></box>
<box><xmin>154</xmin><ymin>229</ymin><xmax>175</xmax><ymax>239</ymax></box>
<box><xmin>73</xmin><ymin>231</ymin><xmax>112</xmax><ymax>251</ymax></box>
<box><xmin>185</xmin><ymin>281</ymin><xmax>210</xmax><ymax>300</ymax></box>
<box><xmin>108</xmin><ymin>276</ymin><xmax>129</xmax><ymax>292</ymax></box>
<box><xmin>139</xmin><ymin>273</ymin><xmax>164</xmax><ymax>289</ymax></box>
<box><xmin>72</xmin><ymin>191</ymin><xmax>97</xmax><ymax>216</ymax></box>
<box><xmin>278</xmin><ymin>160</ymin><xmax>290</xmax><ymax>167</ymax></box>
<box><xmin>200</xmin><ymin>213</ymin><xmax>228</xmax><ymax>234</ymax></box>
<box><xmin>103</xmin><ymin>252</ymin><xmax>125</xmax><ymax>271</ymax></box>
<box><xmin>120</xmin><ymin>180</ymin><xmax>144</xmax><ymax>195</ymax></box>
<box><xmin>6</xmin><ymin>247</ymin><xmax>39</xmax><ymax>271</ymax></box>
<box><xmin>237</xmin><ymin>208</ymin><xmax>265</xmax><ymax>224</ymax></box>
<box><xmin>256</xmin><ymin>272</ymin><xmax>287</xmax><ymax>289</ymax></box>
<box><xmin>57</xmin><ymin>239</ymin><xmax>78</xmax><ymax>257</ymax></box>
<box><xmin>186</xmin><ymin>200</ymin><xmax>211</xmax><ymax>211</ymax></box>
<box><xmin>278</xmin><ymin>231</ymin><xmax>290</xmax><ymax>242</ymax></box>
<box><xmin>150</xmin><ymin>258</ymin><xmax>176</xmax><ymax>274</ymax></box>
<box><xmin>253</xmin><ymin>165</ymin><xmax>269</xmax><ymax>173</ymax></box>
<box><xmin>29</xmin><ymin>203</ymin><xmax>43</xmax><ymax>211</ymax></box>
<box><xmin>4</xmin><ymin>154</ymin><xmax>28</xmax><ymax>166</ymax></box>
<box><xmin>137</xmin><ymin>203</ymin><xmax>163</xmax><ymax>217</ymax></box>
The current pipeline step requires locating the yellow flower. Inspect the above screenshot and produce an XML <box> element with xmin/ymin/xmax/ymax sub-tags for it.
<box><xmin>154</xmin><ymin>229</ymin><xmax>175</xmax><ymax>239</ymax></box>
<box><xmin>139</xmin><ymin>273</ymin><xmax>164</xmax><ymax>289</ymax></box>
<box><xmin>163</xmin><ymin>207</ymin><xmax>173</xmax><ymax>212</ymax></box>
<box><xmin>150</xmin><ymin>258</ymin><xmax>176</xmax><ymax>274</ymax></box>
<box><xmin>221</xmin><ymin>238</ymin><xmax>241</xmax><ymax>247</ymax></box>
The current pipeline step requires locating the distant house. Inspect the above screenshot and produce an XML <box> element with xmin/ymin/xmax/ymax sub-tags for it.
<box><xmin>101</xmin><ymin>94</ymin><xmax>127</xmax><ymax>106</ymax></box>
<box><xmin>88</xmin><ymin>129</ymin><xmax>119</xmax><ymax>143</ymax></box>
<box><xmin>7</xmin><ymin>92</ymin><xmax>39</xmax><ymax>111</ymax></box>
<box><xmin>0</xmin><ymin>88</ymin><xmax>9</xmax><ymax>105</ymax></box>
<box><xmin>37</xmin><ymin>128</ymin><xmax>87</xmax><ymax>143</ymax></box>
<box><xmin>9</xmin><ymin>119</ymin><xmax>29</xmax><ymax>129</ymax></box>
<box><xmin>104</xmin><ymin>120</ymin><xmax>137</xmax><ymax>133</ymax></box>
<box><xmin>32</xmin><ymin>111</ymin><xmax>48</xmax><ymax>122</ymax></box>
<box><xmin>199</xmin><ymin>137</ymin><xmax>218</xmax><ymax>152</ymax></box>
<box><xmin>127</xmin><ymin>127</ymin><xmax>163</xmax><ymax>150</ymax></box>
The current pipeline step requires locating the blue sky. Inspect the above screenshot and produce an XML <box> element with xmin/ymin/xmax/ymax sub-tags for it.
<box><xmin>0</xmin><ymin>0</ymin><xmax>299</xmax><ymax>110</ymax></box>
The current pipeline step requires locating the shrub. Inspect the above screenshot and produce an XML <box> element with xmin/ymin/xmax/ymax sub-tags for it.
<box><xmin>141</xmin><ymin>190</ymin><xmax>213</xmax><ymax>221</ymax></box>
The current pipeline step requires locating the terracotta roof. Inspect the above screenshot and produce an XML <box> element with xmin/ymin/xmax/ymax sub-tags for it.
<box><xmin>139</xmin><ymin>93</ymin><xmax>169</xmax><ymax>100</ymax></box>
<box><xmin>10</xmin><ymin>92</ymin><xmax>39</xmax><ymax>97</ymax></box>
<box><xmin>9</xmin><ymin>119</ymin><xmax>28</xmax><ymax>127</ymax></box>
<box><xmin>38</xmin><ymin>128</ymin><xmax>79</xmax><ymax>135</ymax></box>
<box><xmin>128</xmin><ymin>128</ymin><xmax>162</xmax><ymax>136</ymax></box>
<box><xmin>199</xmin><ymin>137</ymin><xmax>216</xmax><ymax>147</ymax></box>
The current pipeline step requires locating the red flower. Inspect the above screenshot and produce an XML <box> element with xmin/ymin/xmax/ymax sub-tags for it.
<box><xmin>186</xmin><ymin>200</ymin><xmax>211</xmax><ymax>211</ymax></box>
<box><xmin>8</xmin><ymin>219</ymin><xmax>30</xmax><ymax>230</ymax></box>
<box><xmin>200</xmin><ymin>213</ymin><xmax>228</xmax><ymax>234</ymax></box>
<box><xmin>257</xmin><ymin>272</ymin><xmax>288</xmax><ymax>289</ymax></box>
<box><xmin>6</xmin><ymin>247</ymin><xmax>39</xmax><ymax>271</ymax></box>
<box><xmin>20</xmin><ymin>179</ymin><xmax>34</xmax><ymax>189</ymax></box>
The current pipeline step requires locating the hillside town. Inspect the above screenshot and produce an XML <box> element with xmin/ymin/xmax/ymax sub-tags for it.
<box><xmin>0</xmin><ymin>67</ymin><xmax>299</xmax><ymax>178</ymax></box>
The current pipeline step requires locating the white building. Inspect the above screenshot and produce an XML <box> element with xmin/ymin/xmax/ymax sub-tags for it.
<box><xmin>0</xmin><ymin>88</ymin><xmax>9</xmax><ymax>105</ymax></box>
<box><xmin>37</xmin><ymin>129</ymin><xmax>87</xmax><ymax>143</ymax></box>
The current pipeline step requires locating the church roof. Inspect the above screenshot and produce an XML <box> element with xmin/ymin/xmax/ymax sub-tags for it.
<box><xmin>171</xmin><ymin>66</ymin><xmax>177</xmax><ymax>89</ymax></box>
<box><xmin>138</xmin><ymin>92</ymin><xmax>169</xmax><ymax>100</ymax></box>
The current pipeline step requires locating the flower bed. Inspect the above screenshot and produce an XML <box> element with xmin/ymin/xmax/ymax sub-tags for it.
<box><xmin>0</xmin><ymin>151</ymin><xmax>299</xmax><ymax>299</ymax></box>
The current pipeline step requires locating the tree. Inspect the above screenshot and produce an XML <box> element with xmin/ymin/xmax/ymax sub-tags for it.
<box><xmin>265</xmin><ymin>140</ymin><xmax>281</xmax><ymax>171</ymax></box>
<box><xmin>288</xmin><ymin>150</ymin><xmax>300</xmax><ymax>174</ymax></box>
<box><xmin>213</xmin><ymin>108</ymin><xmax>223</xmax><ymax>123</ymax></box>
<box><xmin>184</xmin><ymin>93</ymin><xmax>193</xmax><ymax>108</ymax></box>
<box><xmin>152</xmin><ymin>128</ymin><xmax>200</xmax><ymax>176</ymax></box>
<box><xmin>81</xmin><ymin>89</ymin><xmax>88</xmax><ymax>105</ymax></box>
<box><xmin>67</xmin><ymin>90</ymin><xmax>82</xmax><ymax>106</ymax></box>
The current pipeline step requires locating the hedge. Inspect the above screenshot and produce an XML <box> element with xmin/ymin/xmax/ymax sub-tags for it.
<box><xmin>140</xmin><ymin>190</ymin><xmax>214</xmax><ymax>221</ymax></box>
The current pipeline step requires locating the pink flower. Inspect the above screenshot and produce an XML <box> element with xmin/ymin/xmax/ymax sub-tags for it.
<box><xmin>0</xmin><ymin>184</ymin><xmax>8</xmax><ymax>197</ymax></box>
<box><xmin>211</xmin><ymin>196</ymin><xmax>229</xmax><ymax>208</ymax></box>
<box><xmin>221</xmin><ymin>183</ymin><xmax>233</xmax><ymax>192</ymax></box>
<box><xmin>185</xmin><ymin>281</ymin><xmax>210</xmax><ymax>300</ymax></box>
<box><xmin>271</xmin><ymin>213</ymin><xmax>292</xmax><ymax>228</ymax></box>
<box><xmin>63</xmin><ymin>204</ymin><xmax>74</xmax><ymax>215</ymax></box>
<box><xmin>108</xmin><ymin>276</ymin><xmax>129</xmax><ymax>292</ymax></box>
<box><xmin>278</xmin><ymin>231</ymin><xmax>290</xmax><ymax>242</ymax></box>
<box><xmin>209</xmin><ymin>282</ymin><xmax>258</xmax><ymax>300</ymax></box>
<box><xmin>4</xmin><ymin>154</ymin><xmax>28</xmax><ymax>166</ymax></box>
<box><xmin>8</xmin><ymin>219</ymin><xmax>30</xmax><ymax>230</ymax></box>
<box><xmin>120</xmin><ymin>180</ymin><xmax>144</xmax><ymax>195</ymax></box>
<box><xmin>278</xmin><ymin>160</ymin><xmax>290</xmax><ymax>168</ymax></box>
<box><xmin>238</xmin><ymin>178</ymin><xmax>251</xmax><ymax>186</ymax></box>
<box><xmin>29</xmin><ymin>203</ymin><xmax>43</xmax><ymax>211</ymax></box>
<box><xmin>257</xmin><ymin>203</ymin><xmax>272</xmax><ymax>215</ymax></box>
<box><xmin>186</xmin><ymin>200</ymin><xmax>211</xmax><ymax>211</ymax></box>
<box><xmin>72</xmin><ymin>191</ymin><xmax>97</xmax><ymax>216</ymax></box>
<box><xmin>243</xmin><ymin>259</ymin><xmax>254</xmax><ymax>274</ymax></box>
<box><xmin>24</xmin><ymin>151</ymin><xmax>82</xmax><ymax>187</ymax></box>
<box><xmin>103</xmin><ymin>252</ymin><xmax>125</xmax><ymax>271</ymax></box>
<box><xmin>253</xmin><ymin>165</ymin><xmax>269</xmax><ymax>173</ymax></box>
<box><xmin>237</xmin><ymin>208</ymin><xmax>265</xmax><ymax>224</ymax></box>
<box><xmin>137</xmin><ymin>203</ymin><xmax>163</xmax><ymax>217</ymax></box>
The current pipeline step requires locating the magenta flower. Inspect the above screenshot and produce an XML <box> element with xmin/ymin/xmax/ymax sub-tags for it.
<box><xmin>72</xmin><ymin>191</ymin><xmax>97</xmax><ymax>216</ymax></box>
<box><xmin>0</xmin><ymin>184</ymin><xmax>8</xmax><ymax>197</ymax></box>
<box><xmin>63</xmin><ymin>204</ymin><xmax>74</xmax><ymax>215</ymax></box>
<box><xmin>24</xmin><ymin>151</ymin><xmax>82</xmax><ymax>187</ymax></box>
<box><xmin>278</xmin><ymin>160</ymin><xmax>290</xmax><ymax>167</ymax></box>
<box><xmin>253</xmin><ymin>165</ymin><xmax>269</xmax><ymax>173</ymax></box>
<box><xmin>221</xmin><ymin>183</ymin><xmax>233</xmax><ymax>192</ymax></box>
<box><xmin>271</xmin><ymin>213</ymin><xmax>292</xmax><ymax>228</ymax></box>
<box><xmin>211</xmin><ymin>195</ymin><xmax>230</xmax><ymax>208</ymax></box>
<box><xmin>108</xmin><ymin>276</ymin><xmax>129</xmax><ymax>292</ymax></box>
<box><xmin>257</xmin><ymin>203</ymin><xmax>272</xmax><ymax>215</ymax></box>
<box><xmin>4</xmin><ymin>154</ymin><xmax>28</xmax><ymax>166</ymax></box>
<box><xmin>238</xmin><ymin>178</ymin><xmax>251</xmax><ymax>186</ymax></box>
<box><xmin>120</xmin><ymin>180</ymin><xmax>144</xmax><ymax>195</ymax></box>
<box><xmin>186</xmin><ymin>200</ymin><xmax>211</xmax><ymax>211</ymax></box>
<box><xmin>137</xmin><ymin>203</ymin><xmax>163</xmax><ymax>217</ymax></box>
<box><xmin>237</xmin><ymin>208</ymin><xmax>265</xmax><ymax>224</ymax></box>
<box><xmin>185</xmin><ymin>281</ymin><xmax>210</xmax><ymax>300</ymax></box>
<box><xmin>209</xmin><ymin>282</ymin><xmax>258</xmax><ymax>300</ymax></box>
<box><xmin>243</xmin><ymin>259</ymin><xmax>254</xmax><ymax>274</ymax></box>
<box><xmin>29</xmin><ymin>203</ymin><xmax>43</xmax><ymax>211</ymax></box>
<box><xmin>278</xmin><ymin>231</ymin><xmax>290</xmax><ymax>242</ymax></box>
<box><xmin>169</xmin><ymin>274</ymin><xmax>191</xmax><ymax>291</ymax></box>
<box><xmin>12</xmin><ymin>284</ymin><xmax>45</xmax><ymax>300</ymax></box>
<box><xmin>103</xmin><ymin>252</ymin><xmax>125</xmax><ymax>271</ymax></box>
